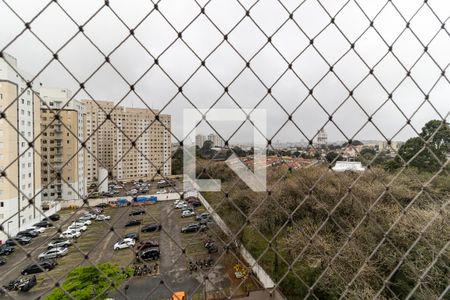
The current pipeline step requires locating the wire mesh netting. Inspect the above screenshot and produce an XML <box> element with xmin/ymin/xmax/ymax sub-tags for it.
<box><xmin>0</xmin><ymin>0</ymin><xmax>449</xmax><ymax>299</ymax></box>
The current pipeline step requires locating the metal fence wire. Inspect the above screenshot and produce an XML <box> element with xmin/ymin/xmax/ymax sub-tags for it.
<box><xmin>0</xmin><ymin>0</ymin><xmax>449</xmax><ymax>299</ymax></box>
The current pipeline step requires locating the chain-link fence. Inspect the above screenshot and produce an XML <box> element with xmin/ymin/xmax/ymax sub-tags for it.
<box><xmin>0</xmin><ymin>0</ymin><xmax>449</xmax><ymax>299</ymax></box>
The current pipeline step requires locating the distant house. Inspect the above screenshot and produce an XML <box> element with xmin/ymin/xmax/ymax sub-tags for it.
<box><xmin>332</xmin><ymin>161</ymin><xmax>366</xmax><ymax>172</ymax></box>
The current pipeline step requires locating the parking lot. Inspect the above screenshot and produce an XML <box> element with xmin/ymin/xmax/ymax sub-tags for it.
<box><xmin>0</xmin><ymin>198</ymin><xmax>259</xmax><ymax>299</ymax></box>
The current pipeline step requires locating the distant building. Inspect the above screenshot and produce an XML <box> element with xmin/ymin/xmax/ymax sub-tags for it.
<box><xmin>332</xmin><ymin>161</ymin><xmax>366</xmax><ymax>172</ymax></box>
<box><xmin>83</xmin><ymin>100</ymin><xmax>172</xmax><ymax>183</ymax></box>
<box><xmin>207</xmin><ymin>133</ymin><xmax>224</xmax><ymax>147</ymax></box>
<box><xmin>39</xmin><ymin>87</ymin><xmax>86</xmax><ymax>202</ymax></box>
<box><xmin>195</xmin><ymin>134</ymin><xmax>206</xmax><ymax>147</ymax></box>
<box><xmin>378</xmin><ymin>141</ymin><xmax>402</xmax><ymax>152</ymax></box>
<box><xmin>316</xmin><ymin>129</ymin><xmax>328</xmax><ymax>147</ymax></box>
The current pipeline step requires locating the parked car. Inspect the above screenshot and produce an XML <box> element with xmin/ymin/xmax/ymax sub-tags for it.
<box><xmin>59</xmin><ymin>230</ymin><xmax>81</xmax><ymax>239</ymax></box>
<box><xmin>48</xmin><ymin>239</ymin><xmax>72</xmax><ymax>249</ymax></box>
<box><xmin>95</xmin><ymin>214</ymin><xmax>111</xmax><ymax>221</ymax></box>
<box><xmin>21</xmin><ymin>260</ymin><xmax>56</xmax><ymax>275</ymax></box>
<box><xmin>17</xmin><ymin>230</ymin><xmax>38</xmax><ymax>238</ymax></box>
<box><xmin>129</xmin><ymin>208</ymin><xmax>146</xmax><ymax>216</ymax></box>
<box><xmin>123</xmin><ymin>232</ymin><xmax>139</xmax><ymax>241</ymax></box>
<box><xmin>38</xmin><ymin>247</ymin><xmax>68</xmax><ymax>260</ymax></box>
<box><xmin>137</xmin><ymin>248</ymin><xmax>160</xmax><ymax>261</ymax></box>
<box><xmin>68</xmin><ymin>224</ymin><xmax>87</xmax><ymax>232</ymax></box>
<box><xmin>89</xmin><ymin>208</ymin><xmax>103</xmax><ymax>214</ymax></box>
<box><xmin>136</xmin><ymin>240</ymin><xmax>159</xmax><ymax>251</ymax></box>
<box><xmin>125</xmin><ymin>220</ymin><xmax>142</xmax><ymax>227</ymax></box>
<box><xmin>181</xmin><ymin>210</ymin><xmax>195</xmax><ymax>218</ymax></box>
<box><xmin>48</xmin><ymin>214</ymin><xmax>60</xmax><ymax>221</ymax></box>
<box><xmin>181</xmin><ymin>224</ymin><xmax>201</xmax><ymax>233</ymax></box>
<box><xmin>141</xmin><ymin>223</ymin><xmax>162</xmax><ymax>233</ymax></box>
<box><xmin>157</xmin><ymin>180</ymin><xmax>173</xmax><ymax>188</ymax></box>
<box><xmin>27</xmin><ymin>226</ymin><xmax>46</xmax><ymax>233</ymax></box>
<box><xmin>95</xmin><ymin>203</ymin><xmax>108</xmax><ymax>208</ymax></box>
<box><xmin>196</xmin><ymin>212</ymin><xmax>210</xmax><ymax>221</ymax></box>
<box><xmin>0</xmin><ymin>245</ymin><xmax>15</xmax><ymax>256</ymax></box>
<box><xmin>156</xmin><ymin>189</ymin><xmax>167</xmax><ymax>194</ymax></box>
<box><xmin>13</xmin><ymin>275</ymin><xmax>37</xmax><ymax>292</ymax></box>
<box><xmin>127</xmin><ymin>189</ymin><xmax>138</xmax><ymax>196</ymax></box>
<box><xmin>187</xmin><ymin>199</ymin><xmax>201</xmax><ymax>207</ymax></box>
<box><xmin>174</xmin><ymin>201</ymin><xmax>187</xmax><ymax>209</ymax></box>
<box><xmin>74</xmin><ymin>219</ymin><xmax>92</xmax><ymax>226</ymax></box>
<box><xmin>80</xmin><ymin>214</ymin><xmax>96</xmax><ymax>221</ymax></box>
<box><xmin>33</xmin><ymin>221</ymin><xmax>53</xmax><ymax>228</ymax></box>
<box><xmin>6</xmin><ymin>236</ymin><xmax>31</xmax><ymax>245</ymax></box>
<box><xmin>113</xmin><ymin>238</ymin><xmax>136</xmax><ymax>250</ymax></box>
<box><xmin>0</xmin><ymin>257</ymin><xmax>6</xmax><ymax>265</ymax></box>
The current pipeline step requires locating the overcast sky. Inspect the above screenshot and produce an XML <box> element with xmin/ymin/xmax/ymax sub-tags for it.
<box><xmin>1</xmin><ymin>0</ymin><xmax>449</xmax><ymax>144</ymax></box>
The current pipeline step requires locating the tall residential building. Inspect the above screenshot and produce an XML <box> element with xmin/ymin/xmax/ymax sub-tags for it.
<box><xmin>83</xmin><ymin>100</ymin><xmax>171</xmax><ymax>184</ymax></box>
<box><xmin>39</xmin><ymin>87</ymin><xmax>86</xmax><ymax>202</ymax></box>
<box><xmin>0</xmin><ymin>54</ymin><xmax>42</xmax><ymax>242</ymax></box>
<box><xmin>207</xmin><ymin>133</ymin><xmax>224</xmax><ymax>147</ymax></box>
<box><xmin>316</xmin><ymin>128</ymin><xmax>328</xmax><ymax>147</ymax></box>
<box><xmin>196</xmin><ymin>134</ymin><xmax>206</xmax><ymax>147</ymax></box>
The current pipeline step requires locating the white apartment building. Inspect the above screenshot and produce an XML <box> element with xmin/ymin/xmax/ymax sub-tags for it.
<box><xmin>207</xmin><ymin>133</ymin><xmax>224</xmax><ymax>147</ymax></box>
<box><xmin>0</xmin><ymin>53</ymin><xmax>42</xmax><ymax>243</ymax></box>
<box><xmin>83</xmin><ymin>100</ymin><xmax>172</xmax><ymax>184</ymax></box>
<box><xmin>196</xmin><ymin>134</ymin><xmax>206</xmax><ymax>147</ymax></box>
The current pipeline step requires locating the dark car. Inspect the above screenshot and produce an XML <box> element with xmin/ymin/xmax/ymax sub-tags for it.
<box><xmin>141</xmin><ymin>223</ymin><xmax>161</xmax><ymax>233</ymax></box>
<box><xmin>21</xmin><ymin>260</ymin><xmax>56</xmax><ymax>275</ymax></box>
<box><xmin>136</xmin><ymin>240</ymin><xmax>159</xmax><ymax>251</ymax></box>
<box><xmin>125</xmin><ymin>220</ymin><xmax>142</xmax><ymax>227</ymax></box>
<box><xmin>43</xmin><ymin>214</ymin><xmax>60</xmax><ymax>221</ymax></box>
<box><xmin>123</xmin><ymin>232</ymin><xmax>139</xmax><ymax>241</ymax></box>
<box><xmin>18</xmin><ymin>275</ymin><xmax>37</xmax><ymax>292</ymax></box>
<box><xmin>196</xmin><ymin>212</ymin><xmax>210</xmax><ymax>221</ymax></box>
<box><xmin>33</xmin><ymin>221</ymin><xmax>52</xmax><ymax>228</ymax></box>
<box><xmin>95</xmin><ymin>203</ymin><xmax>108</xmax><ymax>208</ymax></box>
<box><xmin>6</xmin><ymin>236</ymin><xmax>32</xmax><ymax>245</ymax></box>
<box><xmin>189</xmin><ymin>200</ymin><xmax>202</xmax><ymax>207</ymax></box>
<box><xmin>0</xmin><ymin>257</ymin><xmax>6</xmax><ymax>265</ymax></box>
<box><xmin>181</xmin><ymin>223</ymin><xmax>200</xmax><ymax>233</ymax></box>
<box><xmin>186</xmin><ymin>197</ymin><xmax>202</xmax><ymax>207</ymax></box>
<box><xmin>17</xmin><ymin>230</ymin><xmax>38</xmax><ymax>238</ymax></box>
<box><xmin>129</xmin><ymin>209</ymin><xmax>146</xmax><ymax>216</ymax></box>
<box><xmin>137</xmin><ymin>248</ymin><xmax>160</xmax><ymax>261</ymax></box>
<box><xmin>0</xmin><ymin>245</ymin><xmax>15</xmax><ymax>256</ymax></box>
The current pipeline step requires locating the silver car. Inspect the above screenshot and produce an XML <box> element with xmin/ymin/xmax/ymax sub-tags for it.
<box><xmin>38</xmin><ymin>247</ymin><xmax>68</xmax><ymax>260</ymax></box>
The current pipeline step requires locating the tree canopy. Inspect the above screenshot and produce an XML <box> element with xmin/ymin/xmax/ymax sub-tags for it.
<box><xmin>393</xmin><ymin>120</ymin><xmax>450</xmax><ymax>172</ymax></box>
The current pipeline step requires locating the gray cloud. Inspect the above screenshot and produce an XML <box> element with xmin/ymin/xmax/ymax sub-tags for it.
<box><xmin>1</xmin><ymin>0</ymin><xmax>449</xmax><ymax>144</ymax></box>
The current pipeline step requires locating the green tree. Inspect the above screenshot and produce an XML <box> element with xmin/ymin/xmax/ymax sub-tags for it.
<box><xmin>393</xmin><ymin>120</ymin><xmax>450</xmax><ymax>172</ymax></box>
<box><xmin>326</xmin><ymin>151</ymin><xmax>342</xmax><ymax>163</ymax></box>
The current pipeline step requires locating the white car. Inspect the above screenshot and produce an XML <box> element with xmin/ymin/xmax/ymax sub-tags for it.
<box><xmin>156</xmin><ymin>189</ymin><xmax>167</xmax><ymax>194</ymax></box>
<box><xmin>83</xmin><ymin>213</ymin><xmax>97</xmax><ymax>220</ymax></box>
<box><xmin>38</xmin><ymin>247</ymin><xmax>69</xmax><ymax>260</ymax></box>
<box><xmin>174</xmin><ymin>201</ymin><xmax>187</xmax><ymax>209</ymax></box>
<box><xmin>68</xmin><ymin>224</ymin><xmax>87</xmax><ymax>232</ymax></box>
<box><xmin>60</xmin><ymin>230</ymin><xmax>81</xmax><ymax>239</ymax></box>
<box><xmin>28</xmin><ymin>226</ymin><xmax>46</xmax><ymax>233</ymax></box>
<box><xmin>181</xmin><ymin>210</ymin><xmax>195</xmax><ymax>218</ymax></box>
<box><xmin>113</xmin><ymin>238</ymin><xmax>135</xmax><ymax>250</ymax></box>
<box><xmin>95</xmin><ymin>214</ymin><xmax>111</xmax><ymax>221</ymax></box>
<box><xmin>75</xmin><ymin>219</ymin><xmax>92</xmax><ymax>226</ymax></box>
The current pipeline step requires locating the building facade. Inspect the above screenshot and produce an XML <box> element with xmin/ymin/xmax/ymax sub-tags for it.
<box><xmin>207</xmin><ymin>133</ymin><xmax>224</xmax><ymax>147</ymax></box>
<box><xmin>316</xmin><ymin>129</ymin><xmax>328</xmax><ymax>147</ymax></box>
<box><xmin>195</xmin><ymin>134</ymin><xmax>206</xmax><ymax>147</ymax></box>
<box><xmin>39</xmin><ymin>87</ymin><xmax>86</xmax><ymax>202</ymax></box>
<box><xmin>0</xmin><ymin>54</ymin><xmax>42</xmax><ymax>242</ymax></box>
<box><xmin>83</xmin><ymin>100</ymin><xmax>172</xmax><ymax>184</ymax></box>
